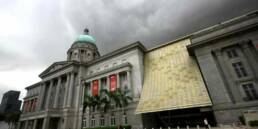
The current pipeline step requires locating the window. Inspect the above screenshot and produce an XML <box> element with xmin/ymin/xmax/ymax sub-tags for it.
<box><xmin>123</xmin><ymin>112</ymin><xmax>128</xmax><ymax>124</ymax></box>
<box><xmin>91</xmin><ymin>115</ymin><xmax>95</xmax><ymax>127</ymax></box>
<box><xmin>242</xmin><ymin>83</ymin><xmax>258</xmax><ymax>101</ymax></box>
<box><xmin>232</xmin><ymin>62</ymin><xmax>248</xmax><ymax>78</ymax></box>
<box><xmin>226</xmin><ymin>49</ymin><xmax>238</xmax><ymax>58</ymax></box>
<box><xmin>110</xmin><ymin>113</ymin><xmax>116</xmax><ymax>125</ymax></box>
<box><xmin>100</xmin><ymin>115</ymin><xmax>105</xmax><ymax>126</ymax></box>
<box><xmin>83</xmin><ymin>117</ymin><xmax>87</xmax><ymax>127</ymax></box>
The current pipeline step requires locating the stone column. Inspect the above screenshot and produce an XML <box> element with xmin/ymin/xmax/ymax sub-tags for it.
<box><xmin>38</xmin><ymin>83</ymin><xmax>46</xmax><ymax>110</ymax></box>
<box><xmin>81</xmin><ymin>82</ymin><xmax>85</xmax><ymax>105</ymax></box>
<box><xmin>45</xmin><ymin>80</ymin><xmax>53</xmax><ymax>109</ymax></box>
<box><xmin>116</xmin><ymin>73</ymin><xmax>120</xmax><ymax>89</ymax></box>
<box><xmin>42</xmin><ymin>117</ymin><xmax>50</xmax><ymax>129</ymax></box>
<box><xmin>107</xmin><ymin>76</ymin><xmax>110</xmax><ymax>91</ymax></box>
<box><xmin>67</xmin><ymin>72</ymin><xmax>75</xmax><ymax>107</ymax></box>
<box><xmin>54</xmin><ymin>77</ymin><xmax>62</xmax><ymax>108</ymax></box>
<box><xmin>32</xmin><ymin>119</ymin><xmax>38</xmax><ymax>129</ymax></box>
<box><xmin>126</xmin><ymin>71</ymin><xmax>132</xmax><ymax>89</ymax></box>
<box><xmin>90</xmin><ymin>81</ymin><xmax>93</xmax><ymax>96</ymax></box>
<box><xmin>98</xmin><ymin>79</ymin><xmax>101</xmax><ymax>94</ymax></box>
<box><xmin>127</xmin><ymin>70</ymin><xmax>133</xmax><ymax>96</ymax></box>
<box><xmin>63</xmin><ymin>74</ymin><xmax>70</xmax><ymax>108</ymax></box>
<box><xmin>24</xmin><ymin>121</ymin><xmax>28</xmax><ymax>129</ymax></box>
<box><xmin>63</xmin><ymin>117</ymin><xmax>70</xmax><ymax>129</ymax></box>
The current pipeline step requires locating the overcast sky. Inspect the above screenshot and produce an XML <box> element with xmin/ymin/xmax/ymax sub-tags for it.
<box><xmin>0</xmin><ymin>0</ymin><xmax>258</xmax><ymax>101</ymax></box>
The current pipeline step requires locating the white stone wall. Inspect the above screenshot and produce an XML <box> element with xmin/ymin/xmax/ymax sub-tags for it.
<box><xmin>86</xmin><ymin>48</ymin><xmax>144</xmax><ymax>98</ymax></box>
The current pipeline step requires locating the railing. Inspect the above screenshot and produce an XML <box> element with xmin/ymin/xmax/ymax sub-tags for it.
<box><xmin>134</xmin><ymin>124</ymin><xmax>257</xmax><ymax>129</ymax></box>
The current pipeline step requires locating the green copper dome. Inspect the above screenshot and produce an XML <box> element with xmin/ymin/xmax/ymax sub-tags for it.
<box><xmin>74</xmin><ymin>34</ymin><xmax>96</xmax><ymax>44</ymax></box>
<box><xmin>74</xmin><ymin>28</ymin><xmax>96</xmax><ymax>44</ymax></box>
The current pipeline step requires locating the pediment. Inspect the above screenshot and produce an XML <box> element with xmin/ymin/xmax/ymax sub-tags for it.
<box><xmin>39</xmin><ymin>61</ymin><xmax>70</xmax><ymax>77</ymax></box>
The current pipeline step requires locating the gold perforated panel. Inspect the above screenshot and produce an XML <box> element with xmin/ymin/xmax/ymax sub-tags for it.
<box><xmin>136</xmin><ymin>39</ymin><xmax>212</xmax><ymax>114</ymax></box>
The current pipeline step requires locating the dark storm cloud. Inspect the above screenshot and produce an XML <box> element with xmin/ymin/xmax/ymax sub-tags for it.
<box><xmin>0</xmin><ymin>0</ymin><xmax>258</xmax><ymax>100</ymax></box>
<box><xmin>60</xmin><ymin>0</ymin><xmax>258</xmax><ymax>55</ymax></box>
<box><xmin>2</xmin><ymin>0</ymin><xmax>258</xmax><ymax>67</ymax></box>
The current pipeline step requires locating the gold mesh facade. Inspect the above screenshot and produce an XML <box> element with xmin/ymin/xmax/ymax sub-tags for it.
<box><xmin>136</xmin><ymin>39</ymin><xmax>212</xmax><ymax>114</ymax></box>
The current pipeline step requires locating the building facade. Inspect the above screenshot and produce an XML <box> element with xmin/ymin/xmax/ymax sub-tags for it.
<box><xmin>187</xmin><ymin>11</ymin><xmax>258</xmax><ymax>125</ymax></box>
<box><xmin>0</xmin><ymin>90</ymin><xmax>21</xmax><ymax>114</ymax></box>
<box><xmin>18</xmin><ymin>11</ymin><xmax>258</xmax><ymax>129</ymax></box>
<box><xmin>18</xmin><ymin>29</ymin><xmax>146</xmax><ymax>129</ymax></box>
<box><xmin>136</xmin><ymin>39</ymin><xmax>214</xmax><ymax>128</ymax></box>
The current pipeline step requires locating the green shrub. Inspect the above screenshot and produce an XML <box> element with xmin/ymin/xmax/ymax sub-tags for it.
<box><xmin>249</xmin><ymin>120</ymin><xmax>258</xmax><ymax>127</ymax></box>
<box><xmin>84</xmin><ymin>125</ymin><xmax>131</xmax><ymax>129</ymax></box>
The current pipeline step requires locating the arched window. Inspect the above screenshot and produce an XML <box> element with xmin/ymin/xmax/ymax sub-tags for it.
<box><xmin>83</xmin><ymin>116</ymin><xmax>87</xmax><ymax>127</ymax></box>
<box><xmin>110</xmin><ymin>113</ymin><xmax>116</xmax><ymax>125</ymax></box>
<box><xmin>91</xmin><ymin>115</ymin><xmax>95</xmax><ymax>127</ymax></box>
<box><xmin>100</xmin><ymin>114</ymin><xmax>105</xmax><ymax>126</ymax></box>
<box><xmin>123</xmin><ymin>112</ymin><xmax>128</xmax><ymax>124</ymax></box>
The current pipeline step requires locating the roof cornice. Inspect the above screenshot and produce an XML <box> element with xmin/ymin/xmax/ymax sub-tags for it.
<box><xmin>85</xmin><ymin>41</ymin><xmax>147</xmax><ymax>66</ymax></box>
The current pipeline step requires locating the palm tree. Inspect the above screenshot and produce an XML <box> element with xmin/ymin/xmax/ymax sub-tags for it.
<box><xmin>115</xmin><ymin>87</ymin><xmax>132</xmax><ymax>125</ymax></box>
<box><xmin>99</xmin><ymin>89</ymin><xmax>112</xmax><ymax>113</ymax></box>
<box><xmin>81</xmin><ymin>94</ymin><xmax>94</xmax><ymax>129</ymax></box>
<box><xmin>92</xmin><ymin>95</ymin><xmax>102</xmax><ymax>111</ymax></box>
<box><xmin>88</xmin><ymin>88</ymin><xmax>132</xmax><ymax>127</ymax></box>
<box><xmin>102</xmin><ymin>87</ymin><xmax>132</xmax><ymax>125</ymax></box>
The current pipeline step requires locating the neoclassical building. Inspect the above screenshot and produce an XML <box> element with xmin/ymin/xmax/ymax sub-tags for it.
<box><xmin>187</xmin><ymin>10</ymin><xmax>258</xmax><ymax>125</ymax></box>
<box><xmin>18</xmin><ymin>11</ymin><xmax>258</xmax><ymax>129</ymax></box>
<box><xmin>18</xmin><ymin>29</ymin><xmax>146</xmax><ymax>129</ymax></box>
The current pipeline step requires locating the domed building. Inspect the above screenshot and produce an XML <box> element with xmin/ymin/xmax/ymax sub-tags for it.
<box><xmin>18</xmin><ymin>28</ymin><xmax>147</xmax><ymax>129</ymax></box>
<box><xmin>67</xmin><ymin>29</ymin><xmax>100</xmax><ymax>63</ymax></box>
<box><xmin>18</xmin><ymin>10</ymin><xmax>258</xmax><ymax>129</ymax></box>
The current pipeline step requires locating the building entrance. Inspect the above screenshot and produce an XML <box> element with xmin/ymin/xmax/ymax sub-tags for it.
<box><xmin>49</xmin><ymin>117</ymin><xmax>60</xmax><ymax>129</ymax></box>
<box><xmin>142</xmin><ymin>107</ymin><xmax>216</xmax><ymax>128</ymax></box>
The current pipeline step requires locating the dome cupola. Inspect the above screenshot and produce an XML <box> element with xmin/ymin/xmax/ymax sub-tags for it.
<box><xmin>74</xmin><ymin>28</ymin><xmax>96</xmax><ymax>44</ymax></box>
<box><xmin>67</xmin><ymin>28</ymin><xmax>100</xmax><ymax>63</ymax></box>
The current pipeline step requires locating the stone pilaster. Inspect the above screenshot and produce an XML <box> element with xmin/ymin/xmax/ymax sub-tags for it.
<box><xmin>54</xmin><ymin>77</ymin><xmax>62</xmax><ymax>108</ymax></box>
<box><xmin>63</xmin><ymin>74</ymin><xmax>70</xmax><ymax>108</ymax></box>
<box><xmin>45</xmin><ymin>80</ymin><xmax>53</xmax><ymax>109</ymax></box>
<box><xmin>42</xmin><ymin>117</ymin><xmax>50</xmax><ymax>129</ymax></box>
<box><xmin>67</xmin><ymin>72</ymin><xmax>75</xmax><ymax>107</ymax></box>
<box><xmin>24</xmin><ymin>120</ymin><xmax>28</xmax><ymax>129</ymax></box>
<box><xmin>239</xmin><ymin>41</ymin><xmax>258</xmax><ymax>78</ymax></box>
<box><xmin>213</xmin><ymin>49</ymin><xmax>236</xmax><ymax>103</ymax></box>
<box><xmin>32</xmin><ymin>119</ymin><xmax>38</xmax><ymax>129</ymax></box>
<box><xmin>81</xmin><ymin>82</ymin><xmax>85</xmax><ymax>105</ymax></box>
<box><xmin>38</xmin><ymin>83</ymin><xmax>46</xmax><ymax>110</ymax></box>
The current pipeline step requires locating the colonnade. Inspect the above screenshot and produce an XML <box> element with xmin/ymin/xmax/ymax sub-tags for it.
<box><xmin>84</xmin><ymin>70</ymin><xmax>132</xmax><ymax>96</ymax></box>
<box><xmin>38</xmin><ymin>72</ymin><xmax>76</xmax><ymax>110</ymax></box>
<box><xmin>20</xmin><ymin>72</ymin><xmax>77</xmax><ymax>129</ymax></box>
